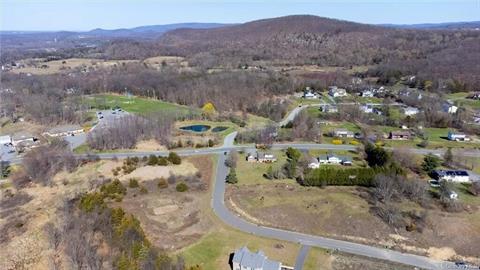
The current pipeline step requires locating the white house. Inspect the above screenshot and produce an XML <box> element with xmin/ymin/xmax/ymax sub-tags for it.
<box><xmin>360</xmin><ymin>104</ymin><xmax>373</xmax><ymax>114</ymax></box>
<box><xmin>317</xmin><ymin>152</ymin><xmax>352</xmax><ymax>165</ymax></box>
<box><xmin>43</xmin><ymin>124</ymin><xmax>84</xmax><ymax>137</ymax></box>
<box><xmin>303</xmin><ymin>87</ymin><xmax>317</xmax><ymax>99</ymax></box>
<box><xmin>232</xmin><ymin>246</ymin><xmax>282</xmax><ymax>270</ymax></box>
<box><xmin>359</xmin><ymin>89</ymin><xmax>374</xmax><ymax>98</ymax></box>
<box><xmin>433</xmin><ymin>170</ymin><xmax>470</xmax><ymax>183</ymax></box>
<box><xmin>447</xmin><ymin>131</ymin><xmax>470</xmax><ymax>141</ymax></box>
<box><xmin>0</xmin><ymin>135</ymin><xmax>12</xmax><ymax>145</ymax></box>
<box><xmin>403</xmin><ymin>106</ymin><xmax>420</xmax><ymax>116</ymax></box>
<box><xmin>442</xmin><ymin>103</ymin><xmax>458</xmax><ymax>114</ymax></box>
<box><xmin>328</xmin><ymin>86</ymin><xmax>347</xmax><ymax>98</ymax></box>
<box><xmin>320</xmin><ymin>105</ymin><xmax>338</xmax><ymax>113</ymax></box>
<box><xmin>246</xmin><ymin>152</ymin><xmax>277</xmax><ymax>163</ymax></box>
<box><xmin>333</xmin><ymin>129</ymin><xmax>354</xmax><ymax>138</ymax></box>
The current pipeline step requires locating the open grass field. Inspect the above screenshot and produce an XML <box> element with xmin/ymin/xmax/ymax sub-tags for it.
<box><xmin>446</xmin><ymin>92</ymin><xmax>480</xmax><ymax>110</ymax></box>
<box><xmin>86</xmin><ymin>93</ymin><xmax>200</xmax><ymax>116</ymax></box>
<box><xmin>9</xmin><ymin>58</ymin><xmax>138</xmax><ymax>75</ymax></box>
<box><xmin>236</xmin><ymin>150</ymin><xmax>290</xmax><ymax>185</ymax></box>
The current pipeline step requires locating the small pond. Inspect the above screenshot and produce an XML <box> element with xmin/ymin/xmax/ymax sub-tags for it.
<box><xmin>179</xmin><ymin>124</ymin><xmax>211</xmax><ymax>132</ymax></box>
<box><xmin>211</xmin><ymin>126</ymin><xmax>229</xmax><ymax>133</ymax></box>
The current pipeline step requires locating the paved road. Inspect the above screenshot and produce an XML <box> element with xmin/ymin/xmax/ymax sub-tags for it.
<box><xmin>213</xmin><ymin>149</ymin><xmax>455</xmax><ymax>270</ymax></box>
<box><xmin>294</xmin><ymin>245</ymin><xmax>311</xmax><ymax>270</ymax></box>
<box><xmin>279</xmin><ymin>103</ymin><xmax>324</xmax><ymax>127</ymax></box>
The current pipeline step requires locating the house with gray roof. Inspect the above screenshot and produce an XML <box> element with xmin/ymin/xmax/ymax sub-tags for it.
<box><xmin>232</xmin><ymin>246</ymin><xmax>282</xmax><ymax>270</ymax></box>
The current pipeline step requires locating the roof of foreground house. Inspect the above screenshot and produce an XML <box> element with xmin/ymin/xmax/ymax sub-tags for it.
<box><xmin>232</xmin><ymin>246</ymin><xmax>281</xmax><ymax>270</ymax></box>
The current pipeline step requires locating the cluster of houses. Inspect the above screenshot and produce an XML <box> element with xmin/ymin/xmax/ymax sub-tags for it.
<box><xmin>232</xmin><ymin>247</ymin><xmax>290</xmax><ymax>270</ymax></box>
<box><xmin>302</xmin><ymin>86</ymin><xmax>349</xmax><ymax>99</ymax></box>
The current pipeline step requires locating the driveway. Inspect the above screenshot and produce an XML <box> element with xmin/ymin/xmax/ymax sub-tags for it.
<box><xmin>294</xmin><ymin>245</ymin><xmax>311</xmax><ymax>270</ymax></box>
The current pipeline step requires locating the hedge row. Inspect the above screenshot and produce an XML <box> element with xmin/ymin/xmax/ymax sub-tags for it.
<box><xmin>303</xmin><ymin>166</ymin><xmax>400</xmax><ymax>187</ymax></box>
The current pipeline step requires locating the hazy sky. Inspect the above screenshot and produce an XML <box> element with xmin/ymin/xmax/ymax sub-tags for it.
<box><xmin>1</xmin><ymin>0</ymin><xmax>479</xmax><ymax>31</ymax></box>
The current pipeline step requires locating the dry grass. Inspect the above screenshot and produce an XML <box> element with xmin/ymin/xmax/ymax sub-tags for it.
<box><xmin>9</xmin><ymin>58</ymin><xmax>138</xmax><ymax>75</ymax></box>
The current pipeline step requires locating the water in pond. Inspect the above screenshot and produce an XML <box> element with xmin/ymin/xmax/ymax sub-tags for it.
<box><xmin>180</xmin><ymin>125</ymin><xmax>211</xmax><ymax>132</ymax></box>
<box><xmin>212</xmin><ymin>126</ymin><xmax>228</xmax><ymax>132</ymax></box>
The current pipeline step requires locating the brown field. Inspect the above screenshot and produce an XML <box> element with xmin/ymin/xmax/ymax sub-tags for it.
<box><xmin>9</xmin><ymin>58</ymin><xmax>138</xmax><ymax>75</ymax></box>
<box><xmin>226</xmin><ymin>181</ymin><xmax>480</xmax><ymax>264</ymax></box>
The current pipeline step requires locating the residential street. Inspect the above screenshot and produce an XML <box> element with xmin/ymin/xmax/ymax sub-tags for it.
<box><xmin>2</xmin><ymin>130</ymin><xmax>478</xmax><ymax>269</ymax></box>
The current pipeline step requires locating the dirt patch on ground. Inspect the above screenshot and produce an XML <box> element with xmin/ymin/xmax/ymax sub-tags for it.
<box><xmin>135</xmin><ymin>139</ymin><xmax>168</xmax><ymax>151</ymax></box>
<box><xmin>428</xmin><ymin>247</ymin><xmax>457</xmax><ymax>261</ymax></box>
<box><xmin>119</xmin><ymin>162</ymin><xmax>197</xmax><ymax>181</ymax></box>
<box><xmin>112</xmin><ymin>155</ymin><xmax>215</xmax><ymax>251</ymax></box>
<box><xmin>226</xmin><ymin>183</ymin><xmax>480</xmax><ymax>262</ymax></box>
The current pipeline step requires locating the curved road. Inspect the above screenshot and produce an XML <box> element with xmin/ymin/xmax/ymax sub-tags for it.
<box><xmin>214</xmin><ymin>146</ymin><xmax>455</xmax><ymax>270</ymax></box>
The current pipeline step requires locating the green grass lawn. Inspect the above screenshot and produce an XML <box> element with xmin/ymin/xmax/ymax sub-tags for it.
<box><xmin>454</xmin><ymin>183</ymin><xmax>480</xmax><ymax>206</ymax></box>
<box><xmin>446</xmin><ymin>92</ymin><xmax>480</xmax><ymax>110</ymax></box>
<box><xmin>181</xmin><ymin>228</ymin><xmax>301</xmax><ymax>270</ymax></box>
<box><xmin>303</xmin><ymin>247</ymin><xmax>332</xmax><ymax>270</ymax></box>
<box><xmin>86</xmin><ymin>93</ymin><xmax>200</xmax><ymax>116</ymax></box>
<box><xmin>236</xmin><ymin>150</ymin><xmax>291</xmax><ymax>185</ymax></box>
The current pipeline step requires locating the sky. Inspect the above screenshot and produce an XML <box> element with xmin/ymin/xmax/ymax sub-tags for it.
<box><xmin>1</xmin><ymin>0</ymin><xmax>479</xmax><ymax>31</ymax></box>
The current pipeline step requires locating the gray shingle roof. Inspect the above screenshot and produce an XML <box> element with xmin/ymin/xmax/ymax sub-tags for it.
<box><xmin>232</xmin><ymin>246</ymin><xmax>280</xmax><ymax>270</ymax></box>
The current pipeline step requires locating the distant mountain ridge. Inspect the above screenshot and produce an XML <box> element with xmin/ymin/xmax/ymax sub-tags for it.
<box><xmin>380</xmin><ymin>21</ymin><xmax>480</xmax><ymax>30</ymax></box>
<box><xmin>0</xmin><ymin>23</ymin><xmax>231</xmax><ymax>41</ymax></box>
<box><xmin>85</xmin><ymin>23</ymin><xmax>231</xmax><ymax>37</ymax></box>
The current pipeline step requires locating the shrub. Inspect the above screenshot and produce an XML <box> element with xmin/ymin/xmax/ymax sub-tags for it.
<box><xmin>176</xmin><ymin>182</ymin><xmax>188</xmax><ymax>192</ymax></box>
<box><xmin>157</xmin><ymin>178</ymin><xmax>168</xmax><ymax>189</ymax></box>
<box><xmin>139</xmin><ymin>186</ymin><xmax>148</xmax><ymax>194</ymax></box>
<box><xmin>79</xmin><ymin>192</ymin><xmax>105</xmax><ymax>212</ymax></box>
<box><xmin>147</xmin><ymin>155</ymin><xmax>158</xmax><ymax>166</ymax></box>
<box><xmin>208</xmin><ymin>139</ymin><xmax>215</xmax><ymax>147</ymax></box>
<box><xmin>418</xmin><ymin>140</ymin><xmax>429</xmax><ymax>148</ymax></box>
<box><xmin>303</xmin><ymin>166</ymin><xmax>401</xmax><ymax>187</ymax></box>
<box><xmin>100</xmin><ymin>179</ymin><xmax>127</xmax><ymax>199</ymax></box>
<box><xmin>422</xmin><ymin>154</ymin><xmax>440</xmax><ymax>175</ymax></box>
<box><xmin>350</xmin><ymin>140</ymin><xmax>360</xmax><ymax>145</ymax></box>
<box><xmin>157</xmin><ymin>157</ymin><xmax>168</xmax><ymax>166</ymax></box>
<box><xmin>128</xmin><ymin>178</ymin><xmax>139</xmax><ymax>188</ymax></box>
<box><xmin>226</xmin><ymin>168</ymin><xmax>238</xmax><ymax>184</ymax></box>
<box><xmin>332</xmin><ymin>139</ymin><xmax>342</xmax><ymax>145</ymax></box>
<box><xmin>168</xmin><ymin>152</ymin><xmax>182</xmax><ymax>165</ymax></box>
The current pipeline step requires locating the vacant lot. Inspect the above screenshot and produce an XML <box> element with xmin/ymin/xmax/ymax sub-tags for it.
<box><xmin>86</xmin><ymin>93</ymin><xmax>200</xmax><ymax>116</ymax></box>
<box><xmin>227</xmin><ymin>165</ymin><xmax>480</xmax><ymax>263</ymax></box>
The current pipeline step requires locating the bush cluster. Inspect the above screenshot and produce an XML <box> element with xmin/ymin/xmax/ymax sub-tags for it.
<box><xmin>303</xmin><ymin>166</ymin><xmax>401</xmax><ymax>187</ymax></box>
